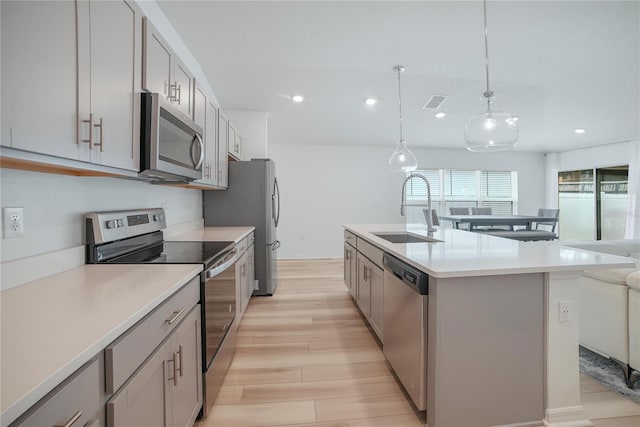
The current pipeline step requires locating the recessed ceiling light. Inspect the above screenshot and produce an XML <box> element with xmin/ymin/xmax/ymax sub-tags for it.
<box><xmin>434</xmin><ymin>112</ymin><xmax>446</xmax><ymax>119</ymax></box>
<box><xmin>292</xmin><ymin>95</ymin><xmax>304</xmax><ymax>103</ymax></box>
<box><xmin>365</xmin><ymin>98</ymin><xmax>377</xmax><ymax>106</ymax></box>
<box><xmin>574</xmin><ymin>128</ymin><xmax>587</xmax><ymax>134</ymax></box>
<box><xmin>511</xmin><ymin>116</ymin><xmax>519</xmax><ymax>122</ymax></box>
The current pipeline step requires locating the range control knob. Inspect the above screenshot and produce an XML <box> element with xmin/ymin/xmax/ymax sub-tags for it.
<box><xmin>106</xmin><ymin>220</ymin><xmax>118</xmax><ymax>229</ymax></box>
<box><xmin>154</xmin><ymin>214</ymin><xmax>165</xmax><ymax>222</ymax></box>
<box><xmin>117</xmin><ymin>219</ymin><xmax>125</xmax><ymax>227</ymax></box>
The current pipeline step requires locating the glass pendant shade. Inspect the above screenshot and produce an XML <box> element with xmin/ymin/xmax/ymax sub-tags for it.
<box><xmin>389</xmin><ymin>139</ymin><xmax>417</xmax><ymax>172</ymax></box>
<box><xmin>464</xmin><ymin>0</ymin><xmax>519</xmax><ymax>152</ymax></box>
<box><xmin>464</xmin><ymin>110</ymin><xmax>519</xmax><ymax>152</ymax></box>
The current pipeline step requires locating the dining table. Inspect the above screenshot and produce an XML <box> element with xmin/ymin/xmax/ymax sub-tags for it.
<box><xmin>438</xmin><ymin>214</ymin><xmax>558</xmax><ymax>231</ymax></box>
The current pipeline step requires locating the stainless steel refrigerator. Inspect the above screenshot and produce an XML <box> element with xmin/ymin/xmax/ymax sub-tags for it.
<box><xmin>203</xmin><ymin>159</ymin><xmax>280</xmax><ymax>295</ymax></box>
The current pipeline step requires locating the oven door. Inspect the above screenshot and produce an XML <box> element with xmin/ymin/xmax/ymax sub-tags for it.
<box><xmin>202</xmin><ymin>249</ymin><xmax>238</xmax><ymax>369</ymax></box>
<box><xmin>140</xmin><ymin>92</ymin><xmax>204</xmax><ymax>181</ymax></box>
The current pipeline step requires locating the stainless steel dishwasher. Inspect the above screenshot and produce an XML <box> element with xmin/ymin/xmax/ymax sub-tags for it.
<box><xmin>383</xmin><ymin>253</ymin><xmax>429</xmax><ymax>411</ymax></box>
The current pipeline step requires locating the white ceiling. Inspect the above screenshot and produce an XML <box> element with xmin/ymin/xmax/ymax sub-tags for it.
<box><xmin>158</xmin><ymin>1</ymin><xmax>639</xmax><ymax>153</ymax></box>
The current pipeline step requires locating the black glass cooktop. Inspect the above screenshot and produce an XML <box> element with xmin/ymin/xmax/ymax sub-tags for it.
<box><xmin>106</xmin><ymin>241</ymin><xmax>234</xmax><ymax>268</ymax></box>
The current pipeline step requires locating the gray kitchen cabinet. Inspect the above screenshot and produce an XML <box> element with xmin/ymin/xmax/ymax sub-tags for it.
<box><xmin>356</xmin><ymin>253</ymin><xmax>372</xmax><ymax>318</ymax></box>
<box><xmin>369</xmin><ymin>262</ymin><xmax>384</xmax><ymax>341</ymax></box>
<box><xmin>77</xmin><ymin>0</ymin><xmax>141</xmax><ymax>171</ymax></box>
<box><xmin>344</xmin><ymin>242</ymin><xmax>356</xmax><ymax>297</ymax></box>
<box><xmin>107</xmin><ymin>305</ymin><xmax>202</xmax><ymax>427</ymax></box>
<box><xmin>167</xmin><ymin>305</ymin><xmax>203</xmax><ymax>427</ymax></box>
<box><xmin>173</xmin><ymin>58</ymin><xmax>195</xmax><ymax>118</ymax></box>
<box><xmin>246</xmin><ymin>243</ymin><xmax>256</xmax><ymax>305</ymax></box>
<box><xmin>228</xmin><ymin>125</ymin><xmax>241</xmax><ymax>160</ymax></box>
<box><xmin>235</xmin><ymin>234</ymin><xmax>255</xmax><ymax>319</ymax></box>
<box><xmin>192</xmin><ymin>84</ymin><xmax>222</xmax><ymax>188</ymax></box>
<box><xmin>106</xmin><ymin>338</ymin><xmax>171</xmax><ymax>427</ymax></box>
<box><xmin>10</xmin><ymin>359</ymin><xmax>101</xmax><ymax>427</ymax></box>
<box><xmin>344</xmin><ymin>232</ymin><xmax>383</xmax><ymax>342</ymax></box>
<box><xmin>1</xmin><ymin>1</ymin><xmax>82</xmax><ymax>161</ymax></box>
<box><xmin>142</xmin><ymin>17</ymin><xmax>172</xmax><ymax>102</ymax></box>
<box><xmin>142</xmin><ymin>17</ymin><xmax>194</xmax><ymax>118</ymax></box>
<box><xmin>217</xmin><ymin>112</ymin><xmax>229</xmax><ymax>188</ymax></box>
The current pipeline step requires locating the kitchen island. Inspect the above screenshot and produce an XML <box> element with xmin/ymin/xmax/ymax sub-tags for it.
<box><xmin>344</xmin><ymin>224</ymin><xmax>634</xmax><ymax>427</ymax></box>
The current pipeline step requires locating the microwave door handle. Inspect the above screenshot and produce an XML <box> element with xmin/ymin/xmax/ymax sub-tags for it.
<box><xmin>191</xmin><ymin>134</ymin><xmax>205</xmax><ymax>170</ymax></box>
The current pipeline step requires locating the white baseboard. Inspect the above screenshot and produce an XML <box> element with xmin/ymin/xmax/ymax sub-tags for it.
<box><xmin>543</xmin><ymin>406</ymin><xmax>594</xmax><ymax>427</ymax></box>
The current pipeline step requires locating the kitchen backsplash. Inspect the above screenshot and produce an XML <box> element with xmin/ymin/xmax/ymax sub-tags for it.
<box><xmin>0</xmin><ymin>168</ymin><xmax>202</xmax><ymax>263</ymax></box>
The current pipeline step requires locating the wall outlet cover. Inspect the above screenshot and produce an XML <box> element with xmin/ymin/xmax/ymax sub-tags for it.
<box><xmin>3</xmin><ymin>207</ymin><xmax>25</xmax><ymax>238</ymax></box>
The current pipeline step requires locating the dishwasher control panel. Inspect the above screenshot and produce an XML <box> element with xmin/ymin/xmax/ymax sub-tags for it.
<box><xmin>383</xmin><ymin>253</ymin><xmax>429</xmax><ymax>295</ymax></box>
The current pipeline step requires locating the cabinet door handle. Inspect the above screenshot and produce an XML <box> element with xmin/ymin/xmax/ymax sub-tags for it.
<box><xmin>177</xmin><ymin>345</ymin><xmax>184</xmax><ymax>377</ymax></box>
<box><xmin>165</xmin><ymin>307</ymin><xmax>186</xmax><ymax>325</ymax></box>
<box><xmin>169</xmin><ymin>352</ymin><xmax>178</xmax><ymax>386</ymax></box>
<box><xmin>54</xmin><ymin>411</ymin><xmax>82</xmax><ymax>427</ymax></box>
<box><xmin>93</xmin><ymin>117</ymin><xmax>103</xmax><ymax>152</ymax></box>
<box><xmin>81</xmin><ymin>114</ymin><xmax>93</xmax><ymax>148</ymax></box>
<box><xmin>363</xmin><ymin>266</ymin><xmax>368</xmax><ymax>281</ymax></box>
<box><xmin>174</xmin><ymin>82</ymin><xmax>181</xmax><ymax>105</ymax></box>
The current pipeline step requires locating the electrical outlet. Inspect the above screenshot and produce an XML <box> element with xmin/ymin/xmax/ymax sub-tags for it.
<box><xmin>559</xmin><ymin>300</ymin><xmax>571</xmax><ymax>322</ymax></box>
<box><xmin>3</xmin><ymin>207</ymin><xmax>25</xmax><ymax>238</ymax></box>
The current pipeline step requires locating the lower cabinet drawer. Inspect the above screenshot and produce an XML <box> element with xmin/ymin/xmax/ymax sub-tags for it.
<box><xmin>105</xmin><ymin>276</ymin><xmax>199</xmax><ymax>394</ymax></box>
<box><xmin>11</xmin><ymin>359</ymin><xmax>100</xmax><ymax>427</ymax></box>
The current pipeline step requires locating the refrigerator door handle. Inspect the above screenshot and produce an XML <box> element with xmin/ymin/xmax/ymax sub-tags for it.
<box><xmin>271</xmin><ymin>240</ymin><xmax>281</xmax><ymax>251</ymax></box>
<box><xmin>274</xmin><ymin>177</ymin><xmax>281</xmax><ymax>227</ymax></box>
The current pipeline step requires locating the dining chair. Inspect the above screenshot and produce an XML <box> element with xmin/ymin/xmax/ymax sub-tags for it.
<box><xmin>423</xmin><ymin>209</ymin><xmax>440</xmax><ymax>227</ymax></box>
<box><xmin>447</xmin><ymin>207</ymin><xmax>469</xmax><ymax>229</ymax></box>
<box><xmin>534</xmin><ymin>208</ymin><xmax>560</xmax><ymax>233</ymax></box>
<box><xmin>470</xmin><ymin>207</ymin><xmax>494</xmax><ymax>230</ymax></box>
<box><xmin>449</xmin><ymin>207</ymin><xmax>470</xmax><ymax>215</ymax></box>
<box><xmin>471</xmin><ymin>207</ymin><xmax>492</xmax><ymax>215</ymax></box>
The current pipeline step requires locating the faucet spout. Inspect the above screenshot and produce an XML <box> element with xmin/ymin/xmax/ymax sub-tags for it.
<box><xmin>400</xmin><ymin>173</ymin><xmax>436</xmax><ymax>233</ymax></box>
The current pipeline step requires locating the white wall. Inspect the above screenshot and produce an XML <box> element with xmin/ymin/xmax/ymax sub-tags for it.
<box><xmin>270</xmin><ymin>143</ymin><xmax>545</xmax><ymax>259</ymax></box>
<box><xmin>0</xmin><ymin>169</ymin><xmax>202</xmax><ymax>262</ymax></box>
<box><xmin>556</xmin><ymin>141</ymin><xmax>631</xmax><ymax>172</ymax></box>
<box><xmin>226</xmin><ymin>111</ymin><xmax>268</xmax><ymax>160</ymax></box>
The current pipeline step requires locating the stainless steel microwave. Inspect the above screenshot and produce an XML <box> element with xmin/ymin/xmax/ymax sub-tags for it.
<box><xmin>140</xmin><ymin>92</ymin><xmax>204</xmax><ymax>181</ymax></box>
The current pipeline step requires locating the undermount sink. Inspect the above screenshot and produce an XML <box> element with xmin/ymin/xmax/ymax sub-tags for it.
<box><xmin>373</xmin><ymin>232</ymin><xmax>442</xmax><ymax>244</ymax></box>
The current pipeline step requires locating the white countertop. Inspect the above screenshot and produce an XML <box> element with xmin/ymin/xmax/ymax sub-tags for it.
<box><xmin>0</xmin><ymin>263</ymin><xmax>203</xmax><ymax>426</ymax></box>
<box><xmin>167</xmin><ymin>226</ymin><xmax>254</xmax><ymax>243</ymax></box>
<box><xmin>344</xmin><ymin>224</ymin><xmax>635</xmax><ymax>278</ymax></box>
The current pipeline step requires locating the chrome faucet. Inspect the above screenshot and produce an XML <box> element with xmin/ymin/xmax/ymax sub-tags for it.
<box><xmin>401</xmin><ymin>173</ymin><xmax>436</xmax><ymax>233</ymax></box>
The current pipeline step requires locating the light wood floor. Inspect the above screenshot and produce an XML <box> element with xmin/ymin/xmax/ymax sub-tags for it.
<box><xmin>197</xmin><ymin>259</ymin><xmax>640</xmax><ymax>427</ymax></box>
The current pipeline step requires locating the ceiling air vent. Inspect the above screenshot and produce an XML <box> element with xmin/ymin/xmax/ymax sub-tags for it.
<box><xmin>422</xmin><ymin>94</ymin><xmax>448</xmax><ymax>110</ymax></box>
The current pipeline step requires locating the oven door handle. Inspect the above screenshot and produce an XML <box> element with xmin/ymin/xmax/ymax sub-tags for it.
<box><xmin>205</xmin><ymin>249</ymin><xmax>238</xmax><ymax>279</ymax></box>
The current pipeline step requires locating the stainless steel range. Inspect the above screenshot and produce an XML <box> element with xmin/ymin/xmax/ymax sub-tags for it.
<box><xmin>85</xmin><ymin>208</ymin><xmax>237</xmax><ymax>417</ymax></box>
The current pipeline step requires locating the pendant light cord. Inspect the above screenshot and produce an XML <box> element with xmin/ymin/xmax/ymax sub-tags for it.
<box><xmin>482</xmin><ymin>0</ymin><xmax>494</xmax><ymax>112</ymax></box>
<box><xmin>396</xmin><ymin>66</ymin><xmax>404</xmax><ymax>141</ymax></box>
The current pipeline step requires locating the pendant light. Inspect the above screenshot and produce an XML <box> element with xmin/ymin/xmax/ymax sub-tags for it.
<box><xmin>389</xmin><ymin>66</ymin><xmax>418</xmax><ymax>172</ymax></box>
<box><xmin>464</xmin><ymin>0</ymin><xmax>519</xmax><ymax>152</ymax></box>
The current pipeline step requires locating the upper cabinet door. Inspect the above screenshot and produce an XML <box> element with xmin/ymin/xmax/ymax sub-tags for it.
<box><xmin>142</xmin><ymin>17</ymin><xmax>172</xmax><ymax>101</ymax></box>
<box><xmin>1</xmin><ymin>1</ymin><xmax>83</xmax><ymax>161</ymax></box>
<box><xmin>204</xmin><ymin>99</ymin><xmax>219</xmax><ymax>186</ymax></box>
<box><xmin>80</xmin><ymin>0</ymin><xmax>141</xmax><ymax>171</ymax></box>
<box><xmin>217</xmin><ymin>113</ymin><xmax>229</xmax><ymax>188</ymax></box>
<box><xmin>173</xmin><ymin>58</ymin><xmax>194</xmax><ymax>118</ymax></box>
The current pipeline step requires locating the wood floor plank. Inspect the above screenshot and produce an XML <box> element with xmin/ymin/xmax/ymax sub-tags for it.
<box><xmin>199</xmin><ymin>400</ymin><xmax>316</xmax><ymax>427</ymax></box>
<box><xmin>223</xmin><ymin>367</ymin><xmax>302</xmax><ymax>386</ymax></box>
<box><xmin>239</xmin><ymin>376</ymin><xmax>402</xmax><ymax>404</ymax></box>
<box><xmin>314</xmin><ymin>393</ymin><xmax>417</xmax><ymax>422</ymax></box>
<box><xmin>591</xmin><ymin>415</ymin><xmax>640</xmax><ymax>427</ymax></box>
<box><xmin>280</xmin><ymin>413</ymin><xmax>427</xmax><ymax>427</ymax></box>
<box><xmin>301</xmin><ymin>361</ymin><xmax>392</xmax><ymax>382</ymax></box>
<box><xmin>213</xmin><ymin>385</ymin><xmax>244</xmax><ymax>405</ymax></box>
